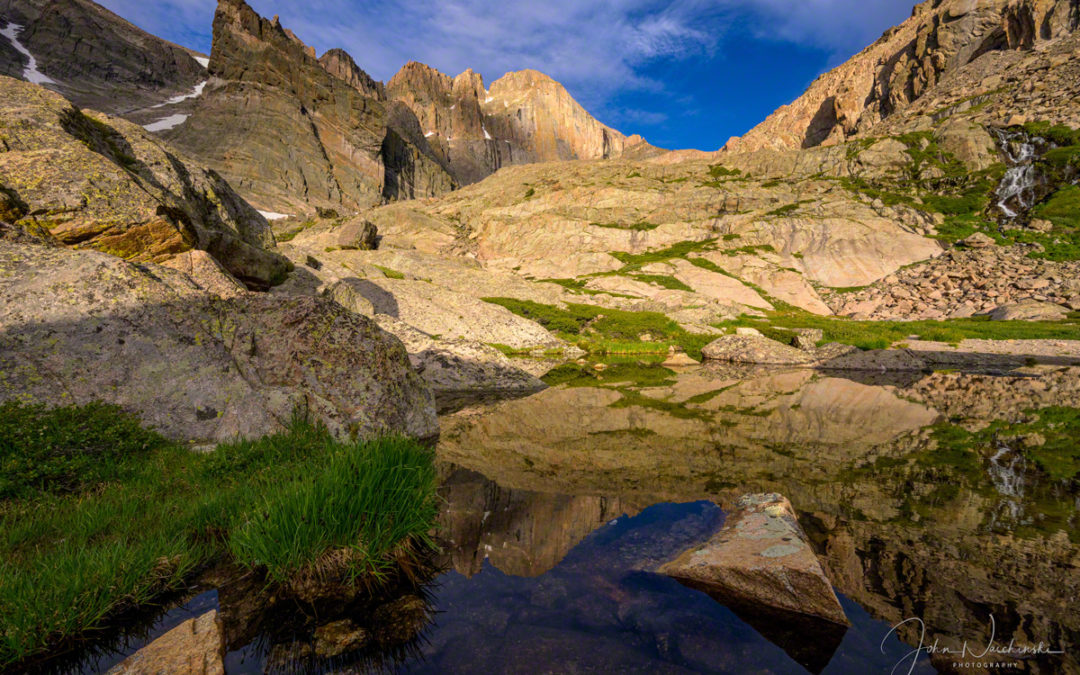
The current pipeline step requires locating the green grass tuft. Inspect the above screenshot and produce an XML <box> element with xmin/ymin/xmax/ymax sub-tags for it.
<box><xmin>0</xmin><ymin>408</ymin><xmax>437</xmax><ymax>667</ymax></box>
<box><xmin>483</xmin><ymin>297</ymin><xmax>714</xmax><ymax>359</ymax></box>
<box><xmin>373</xmin><ymin>264</ymin><xmax>406</xmax><ymax>280</ymax></box>
<box><xmin>715</xmin><ymin>305</ymin><xmax>1080</xmax><ymax>351</ymax></box>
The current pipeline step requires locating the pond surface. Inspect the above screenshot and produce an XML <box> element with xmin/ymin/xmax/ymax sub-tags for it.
<box><xmin>73</xmin><ymin>363</ymin><xmax>1080</xmax><ymax>674</ymax></box>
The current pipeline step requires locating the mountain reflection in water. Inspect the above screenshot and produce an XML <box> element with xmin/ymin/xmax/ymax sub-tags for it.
<box><xmin>409</xmin><ymin>364</ymin><xmax>1080</xmax><ymax>674</ymax></box>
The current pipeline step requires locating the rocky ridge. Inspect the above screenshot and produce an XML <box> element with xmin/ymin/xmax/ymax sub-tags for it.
<box><xmin>0</xmin><ymin>0</ymin><xmax>206</xmax><ymax>113</ymax></box>
<box><xmin>166</xmin><ymin>0</ymin><xmax>454</xmax><ymax>215</ymax></box>
<box><xmin>725</xmin><ymin>0</ymin><xmax>1080</xmax><ymax>152</ymax></box>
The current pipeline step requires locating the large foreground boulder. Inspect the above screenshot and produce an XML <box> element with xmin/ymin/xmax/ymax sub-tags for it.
<box><xmin>0</xmin><ymin>76</ymin><xmax>290</xmax><ymax>289</ymax></box>
<box><xmin>0</xmin><ymin>238</ymin><xmax>437</xmax><ymax>442</ymax></box>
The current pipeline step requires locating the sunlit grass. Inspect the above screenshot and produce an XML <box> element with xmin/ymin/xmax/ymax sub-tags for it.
<box><xmin>0</xmin><ymin>405</ymin><xmax>437</xmax><ymax>668</ymax></box>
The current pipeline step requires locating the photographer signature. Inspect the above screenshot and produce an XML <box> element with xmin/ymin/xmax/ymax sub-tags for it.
<box><xmin>882</xmin><ymin>615</ymin><xmax>1065</xmax><ymax>674</ymax></box>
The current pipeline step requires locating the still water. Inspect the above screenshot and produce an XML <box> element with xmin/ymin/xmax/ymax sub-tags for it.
<box><xmin>79</xmin><ymin>363</ymin><xmax>1080</xmax><ymax>674</ymax></box>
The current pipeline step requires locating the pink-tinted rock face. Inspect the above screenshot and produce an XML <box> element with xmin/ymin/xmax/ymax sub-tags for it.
<box><xmin>386</xmin><ymin>62</ymin><xmax>661</xmax><ymax>186</ymax></box>
<box><xmin>725</xmin><ymin>0</ymin><xmax>1080</xmax><ymax>153</ymax></box>
<box><xmin>168</xmin><ymin>0</ymin><xmax>453</xmax><ymax>214</ymax></box>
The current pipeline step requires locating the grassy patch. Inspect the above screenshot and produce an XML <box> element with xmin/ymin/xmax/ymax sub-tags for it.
<box><xmin>1022</xmin><ymin>121</ymin><xmax>1080</xmax><ymax>147</ymax></box>
<box><xmin>708</xmin><ymin>165</ymin><xmax>742</xmax><ymax>178</ymax></box>
<box><xmin>1032</xmin><ymin>183</ymin><xmax>1080</xmax><ymax>231</ymax></box>
<box><xmin>590</xmin><ymin>221</ymin><xmax>660</xmax><ymax>231</ymax></box>
<box><xmin>629</xmin><ymin>274</ymin><xmax>693</xmax><ymax>292</ymax></box>
<box><xmin>483</xmin><ymin>297</ymin><xmax>714</xmax><ymax>359</ymax></box>
<box><xmin>609</xmin><ymin>239</ymin><xmax>718</xmax><ymax>272</ymax></box>
<box><xmin>274</xmin><ymin>219</ymin><xmax>317</xmax><ymax>243</ymax></box>
<box><xmin>765</xmin><ymin>201</ymin><xmax>811</xmax><ymax>217</ymax></box>
<box><xmin>721</xmin><ymin>244</ymin><xmax>777</xmax><ymax>257</ymax></box>
<box><xmin>373</xmin><ymin>264</ymin><xmax>406</xmax><ymax>280</ymax></box>
<box><xmin>0</xmin><ymin>402</ymin><xmax>170</xmax><ymax>500</ymax></box>
<box><xmin>716</xmin><ymin>306</ymin><xmax>1080</xmax><ymax>351</ymax></box>
<box><xmin>0</xmin><ymin>406</ymin><xmax>437</xmax><ymax>667</ymax></box>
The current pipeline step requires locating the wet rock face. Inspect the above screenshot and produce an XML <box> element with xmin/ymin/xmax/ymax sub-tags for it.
<box><xmin>0</xmin><ymin>0</ymin><xmax>206</xmax><ymax>113</ymax></box>
<box><xmin>107</xmin><ymin>610</ymin><xmax>224</xmax><ymax>675</ymax></box>
<box><xmin>168</xmin><ymin>0</ymin><xmax>453</xmax><ymax>215</ymax></box>
<box><xmin>0</xmin><ymin>75</ymin><xmax>289</xmax><ymax>289</ymax></box>
<box><xmin>0</xmin><ymin>240</ymin><xmax>438</xmax><ymax>443</ymax></box>
<box><xmin>658</xmin><ymin>493</ymin><xmax>848</xmax><ymax>671</ymax></box>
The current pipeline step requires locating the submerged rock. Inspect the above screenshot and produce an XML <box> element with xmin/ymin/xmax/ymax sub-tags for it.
<box><xmin>659</xmin><ymin>493</ymin><xmax>848</xmax><ymax>627</ymax></box>
<box><xmin>107</xmin><ymin>610</ymin><xmax>224</xmax><ymax>675</ymax></box>
<box><xmin>313</xmin><ymin>619</ymin><xmax>369</xmax><ymax>659</ymax></box>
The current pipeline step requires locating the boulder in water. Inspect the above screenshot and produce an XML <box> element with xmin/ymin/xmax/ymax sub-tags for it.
<box><xmin>107</xmin><ymin>610</ymin><xmax>224</xmax><ymax>675</ymax></box>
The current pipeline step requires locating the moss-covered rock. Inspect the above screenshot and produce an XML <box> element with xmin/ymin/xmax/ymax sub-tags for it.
<box><xmin>0</xmin><ymin>76</ymin><xmax>289</xmax><ymax>289</ymax></box>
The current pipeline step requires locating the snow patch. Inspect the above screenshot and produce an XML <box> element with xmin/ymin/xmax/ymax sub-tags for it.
<box><xmin>450</xmin><ymin>104</ymin><xmax>456</xmax><ymax>110</ymax></box>
<box><xmin>143</xmin><ymin>114</ymin><xmax>189</xmax><ymax>132</ymax></box>
<box><xmin>424</xmin><ymin>131</ymin><xmax>436</xmax><ymax>138</ymax></box>
<box><xmin>484</xmin><ymin>96</ymin><xmax>494</xmax><ymax>103</ymax></box>
<box><xmin>194</xmin><ymin>56</ymin><xmax>209</xmax><ymax>69</ymax></box>
<box><xmin>152</xmin><ymin>80</ymin><xmax>207</xmax><ymax>108</ymax></box>
<box><xmin>0</xmin><ymin>22</ymin><xmax>56</xmax><ymax>85</ymax></box>
<box><xmin>257</xmin><ymin>210</ymin><xmax>291</xmax><ymax>221</ymax></box>
<box><xmin>482</xmin><ymin>125</ymin><xmax>493</xmax><ymax>140</ymax></box>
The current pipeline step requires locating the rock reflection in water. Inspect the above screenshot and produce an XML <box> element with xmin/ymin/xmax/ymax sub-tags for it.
<box><xmin>426</xmin><ymin>364</ymin><xmax>1080</xmax><ymax>674</ymax></box>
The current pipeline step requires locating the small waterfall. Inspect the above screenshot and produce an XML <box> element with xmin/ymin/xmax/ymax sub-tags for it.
<box><xmin>991</xmin><ymin>128</ymin><xmax>1051</xmax><ymax>221</ymax></box>
<box><xmin>986</xmin><ymin>441</ymin><xmax>1027</xmax><ymax>528</ymax></box>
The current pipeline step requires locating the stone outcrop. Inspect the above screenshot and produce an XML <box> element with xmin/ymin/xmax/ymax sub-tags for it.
<box><xmin>387</xmin><ymin>62</ymin><xmax>661</xmax><ymax>186</ymax></box>
<box><xmin>106</xmin><ymin>610</ymin><xmax>224</xmax><ymax>675</ymax></box>
<box><xmin>989</xmin><ymin>297</ymin><xmax>1070</xmax><ymax>320</ymax></box>
<box><xmin>167</xmin><ymin>0</ymin><xmax>454</xmax><ymax>215</ymax></box>
<box><xmin>0</xmin><ymin>75</ymin><xmax>289</xmax><ymax>289</ymax></box>
<box><xmin>660</xmin><ymin>493</ymin><xmax>849</xmax><ymax>627</ymax></box>
<box><xmin>701</xmin><ymin>334</ymin><xmax>860</xmax><ymax>367</ymax></box>
<box><xmin>0</xmin><ymin>0</ymin><xmax>206</xmax><ymax>113</ymax></box>
<box><xmin>725</xmin><ymin>0</ymin><xmax>1080</xmax><ymax>152</ymax></box>
<box><xmin>0</xmin><ymin>238</ymin><xmax>438</xmax><ymax>443</ymax></box>
<box><xmin>659</xmin><ymin>493</ymin><xmax>848</xmax><ymax>672</ymax></box>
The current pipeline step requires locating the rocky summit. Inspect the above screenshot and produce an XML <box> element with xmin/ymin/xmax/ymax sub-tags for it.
<box><xmin>387</xmin><ymin>62</ymin><xmax>660</xmax><ymax>186</ymax></box>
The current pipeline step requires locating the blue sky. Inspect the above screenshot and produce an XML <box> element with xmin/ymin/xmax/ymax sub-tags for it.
<box><xmin>97</xmin><ymin>0</ymin><xmax>919</xmax><ymax>150</ymax></box>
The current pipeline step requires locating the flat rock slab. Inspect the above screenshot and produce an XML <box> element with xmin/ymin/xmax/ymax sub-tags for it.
<box><xmin>701</xmin><ymin>334</ymin><xmax>817</xmax><ymax>365</ymax></box>
<box><xmin>989</xmin><ymin>299</ymin><xmax>1069</xmax><ymax>322</ymax></box>
<box><xmin>659</xmin><ymin>493</ymin><xmax>848</xmax><ymax>628</ymax></box>
<box><xmin>108</xmin><ymin>610</ymin><xmax>224</xmax><ymax>675</ymax></box>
